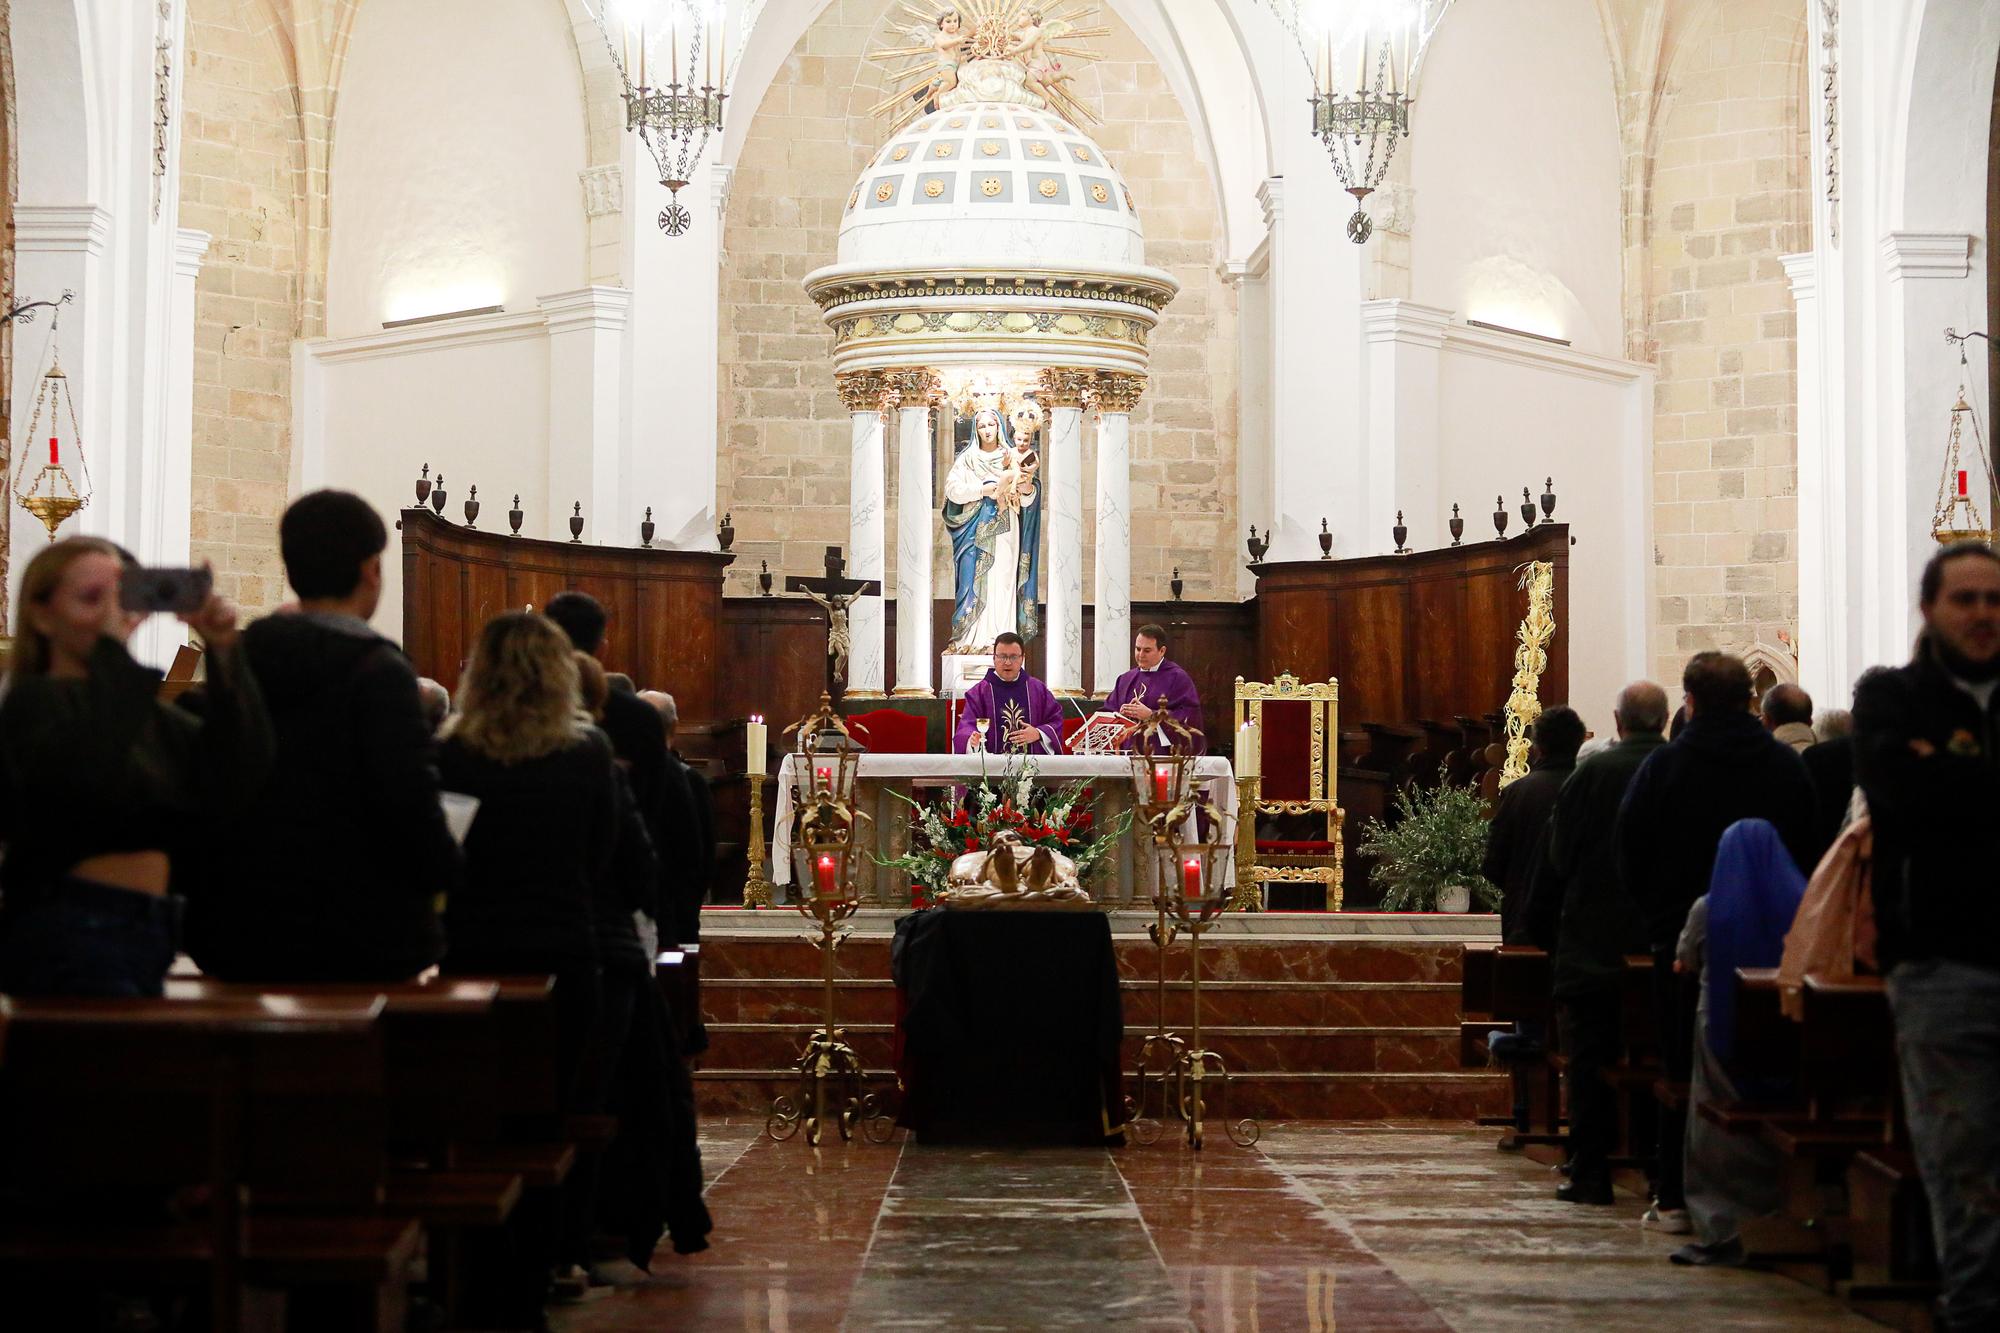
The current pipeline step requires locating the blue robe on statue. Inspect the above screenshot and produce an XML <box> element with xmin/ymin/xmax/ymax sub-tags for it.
<box><xmin>942</xmin><ymin>412</ymin><xmax>1042</xmax><ymax>650</ymax></box>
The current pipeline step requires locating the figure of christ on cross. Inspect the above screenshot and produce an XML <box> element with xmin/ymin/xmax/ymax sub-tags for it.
<box><xmin>785</xmin><ymin>544</ymin><xmax>883</xmax><ymax>711</ymax></box>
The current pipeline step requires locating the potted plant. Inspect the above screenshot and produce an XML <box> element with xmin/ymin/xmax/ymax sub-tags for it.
<box><xmin>1356</xmin><ymin>782</ymin><xmax>1499</xmax><ymax>913</ymax></box>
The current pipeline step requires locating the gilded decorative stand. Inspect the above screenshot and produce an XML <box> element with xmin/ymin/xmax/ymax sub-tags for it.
<box><xmin>1157</xmin><ymin>830</ymin><xmax>1260</xmax><ymax>1151</ymax></box>
<box><xmin>765</xmin><ymin>735</ymin><xmax>893</xmax><ymax>1146</ymax></box>
<box><xmin>743</xmin><ymin>776</ymin><xmax>775</xmax><ymax>910</ymax></box>
<box><xmin>1124</xmin><ymin>731</ymin><xmax>1195</xmax><ymax>1143</ymax></box>
<box><xmin>1230</xmin><ymin>773</ymin><xmax>1261</xmax><ymax>912</ymax></box>
<box><xmin>1499</xmin><ymin>562</ymin><xmax>1557</xmax><ymax>789</ymax></box>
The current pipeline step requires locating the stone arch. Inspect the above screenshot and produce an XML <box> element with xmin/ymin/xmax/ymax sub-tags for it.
<box><xmin>1742</xmin><ymin>640</ymin><xmax>1799</xmax><ymax>697</ymax></box>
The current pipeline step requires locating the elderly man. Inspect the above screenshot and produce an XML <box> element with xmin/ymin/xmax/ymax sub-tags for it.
<box><xmin>1760</xmin><ymin>683</ymin><xmax>1817</xmax><ymax>753</ymax></box>
<box><xmin>1521</xmin><ymin>682</ymin><xmax>1669</xmax><ymax>1205</ymax></box>
<box><xmin>1856</xmin><ymin>541</ymin><xmax>2000</xmax><ymax>1330</ymax></box>
<box><xmin>954</xmin><ymin>632</ymin><xmax>1063</xmax><ymax>754</ymax></box>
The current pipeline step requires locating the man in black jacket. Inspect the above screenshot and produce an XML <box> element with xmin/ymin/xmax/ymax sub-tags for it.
<box><xmin>544</xmin><ymin>592</ymin><xmax>667</xmax><ymax>825</ymax></box>
<box><xmin>1616</xmin><ymin>651</ymin><xmax>1816</xmax><ymax>1233</ymax></box>
<box><xmin>1525</xmin><ymin>681</ymin><xmax>1668</xmax><ymax>1204</ymax></box>
<box><xmin>188</xmin><ymin>490</ymin><xmax>460</xmax><ymax>980</ymax></box>
<box><xmin>1855</xmin><ymin>541</ymin><xmax>2000</xmax><ymax>1332</ymax></box>
<box><xmin>1483</xmin><ymin>706</ymin><xmax>1585</xmax><ymax>943</ymax></box>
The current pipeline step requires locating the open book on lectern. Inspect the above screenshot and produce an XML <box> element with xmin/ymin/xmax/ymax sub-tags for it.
<box><xmin>1065</xmin><ymin>712</ymin><xmax>1138</xmax><ymax>755</ymax></box>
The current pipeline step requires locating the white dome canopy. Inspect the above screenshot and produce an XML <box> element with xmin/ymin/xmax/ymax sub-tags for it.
<box><xmin>834</xmin><ymin>100</ymin><xmax>1145</xmax><ymax>271</ymax></box>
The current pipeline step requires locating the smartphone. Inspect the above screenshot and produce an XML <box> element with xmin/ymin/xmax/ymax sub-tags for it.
<box><xmin>119</xmin><ymin>565</ymin><xmax>213</xmax><ymax>615</ymax></box>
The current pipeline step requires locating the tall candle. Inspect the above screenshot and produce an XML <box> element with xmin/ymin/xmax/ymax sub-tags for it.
<box><xmin>1182</xmin><ymin>856</ymin><xmax>1202</xmax><ymax>900</ymax></box>
<box><xmin>745</xmin><ymin>715</ymin><xmax>767</xmax><ymax>777</ymax></box>
<box><xmin>48</xmin><ymin>435</ymin><xmax>58</xmax><ymax>467</ymax></box>
<box><xmin>1152</xmin><ymin>763</ymin><xmax>1171</xmax><ymax>804</ymax></box>
<box><xmin>1235</xmin><ymin>720</ymin><xmax>1260</xmax><ymax>777</ymax></box>
<box><xmin>815</xmin><ymin>853</ymin><xmax>837</xmax><ymax>898</ymax></box>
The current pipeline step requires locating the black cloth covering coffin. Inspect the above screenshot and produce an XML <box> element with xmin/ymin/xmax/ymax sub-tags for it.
<box><xmin>892</xmin><ymin>908</ymin><xmax>1126</xmax><ymax>1146</ymax></box>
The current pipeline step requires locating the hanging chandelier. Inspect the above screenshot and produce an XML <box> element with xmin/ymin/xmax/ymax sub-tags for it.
<box><xmin>10</xmin><ymin>309</ymin><xmax>93</xmax><ymax>539</ymax></box>
<box><xmin>1933</xmin><ymin>330</ymin><xmax>1996</xmax><ymax>547</ymax></box>
<box><xmin>1252</xmin><ymin>1</ymin><xmax>1449</xmax><ymax>243</ymax></box>
<box><xmin>587</xmin><ymin>0</ymin><xmax>744</xmax><ymax>237</ymax></box>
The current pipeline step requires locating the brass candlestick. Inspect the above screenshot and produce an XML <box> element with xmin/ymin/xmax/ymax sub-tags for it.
<box><xmin>1122</xmin><ymin>718</ymin><xmax>1203</xmax><ymax>1144</ymax></box>
<box><xmin>1157</xmin><ymin>822</ymin><xmax>1259</xmax><ymax>1151</ymax></box>
<box><xmin>743</xmin><ymin>774</ymin><xmax>775</xmax><ymax>909</ymax></box>
<box><xmin>765</xmin><ymin>743</ymin><xmax>890</xmax><ymax>1148</ymax></box>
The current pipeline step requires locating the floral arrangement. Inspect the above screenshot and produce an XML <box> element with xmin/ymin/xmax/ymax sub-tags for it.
<box><xmin>879</xmin><ymin>761</ymin><xmax>1131</xmax><ymax>905</ymax></box>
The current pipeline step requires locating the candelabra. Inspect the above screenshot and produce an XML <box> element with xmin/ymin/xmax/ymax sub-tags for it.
<box><xmin>1125</xmin><ymin>739</ymin><xmax>1196</xmax><ymax>1145</ymax></box>
<box><xmin>586</xmin><ymin>0</ymin><xmax>730</xmax><ymax>237</ymax></box>
<box><xmin>765</xmin><ymin>740</ymin><xmax>890</xmax><ymax>1146</ymax></box>
<box><xmin>742</xmin><ymin>779</ymin><xmax>775</xmax><ymax>910</ymax></box>
<box><xmin>1150</xmin><ymin>809</ymin><xmax>1258</xmax><ymax>1151</ymax></box>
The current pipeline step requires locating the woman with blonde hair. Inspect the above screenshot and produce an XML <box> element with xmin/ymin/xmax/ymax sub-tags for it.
<box><xmin>437</xmin><ymin>611</ymin><xmax>660</xmax><ymax>1292</ymax></box>
<box><xmin>0</xmin><ymin>538</ymin><xmax>271</xmax><ymax>996</ymax></box>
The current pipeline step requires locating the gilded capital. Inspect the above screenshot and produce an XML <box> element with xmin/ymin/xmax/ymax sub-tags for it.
<box><xmin>835</xmin><ymin>369</ymin><xmax>890</xmax><ymax>413</ymax></box>
<box><xmin>1092</xmin><ymin>372</ymin><xmax>1147</xmax><ymax>414</ymax></box>
<box><xmin>1036</xmin><ymin>367</ymin><xmax>1096</xmax><ymax>409</ymax></box>
<box><xmin>884</xmin><ymin>367</ymin><xmax>946</xmax><ymax>407</ymax></box>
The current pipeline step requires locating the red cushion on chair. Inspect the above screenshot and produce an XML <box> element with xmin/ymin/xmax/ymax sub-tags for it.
<box><xmin>847</xmin><ymin>708</ymin><xmax>928</xmax><ymax>754</ymax></box>
<box><xmin>1258</xmin><ymin>698</ymin><xmax>1315</xmax><ymax>801</ymax></box>
<box><xmin>1257</xmin><ymin>839</ymin><xmax>1339</xmax><ymax>854</ymax></box>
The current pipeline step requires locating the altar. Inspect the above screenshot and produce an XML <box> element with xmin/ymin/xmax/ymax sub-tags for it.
<box><xmin>768</xmin><ymin>753</ymin><xmax>1238</xmax><ymax>907</ymax></box>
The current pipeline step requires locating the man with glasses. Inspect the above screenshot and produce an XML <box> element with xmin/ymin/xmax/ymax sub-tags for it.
<box><xmin>953</xmin><ymin>632</ymin><xmax>1063</xmax><ymax>754</ymax></box>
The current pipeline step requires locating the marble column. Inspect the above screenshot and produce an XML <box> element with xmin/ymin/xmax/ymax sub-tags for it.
<box><xmin>1091</xmin><ymin>373</ymin><xmax>1145</xmax><ymax>695</ymax></box>
<box><xmin>1037</xmin><ymin>368</ymin><xmax>1094</xmax><ymax>695</ymax></box>
<box><xmin>888</xmin><ymin>368</ymin><xmax>944</xmax><ymax>697</ymax></box>
<box><xmin>836</xmin><ymin>369</ymin><xmax>890</xmax><ymax>697</ymax></box>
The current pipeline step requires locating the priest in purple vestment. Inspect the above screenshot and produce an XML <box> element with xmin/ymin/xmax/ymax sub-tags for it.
<box><xmin>1098</xmin><ymin>624</ymin><xmax>1205</xmax><ymax>754</ymax></box>
<box><xmin>953</xmin><ymin>632</ymin><xmax>1066</xmax><ymax>755</ymax></box>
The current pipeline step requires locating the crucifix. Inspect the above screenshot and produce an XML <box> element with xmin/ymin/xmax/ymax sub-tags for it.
<box><xmin>785</xmin><ymin>544</ymin><xmax>881</xmax><ymax>709</ymax></box>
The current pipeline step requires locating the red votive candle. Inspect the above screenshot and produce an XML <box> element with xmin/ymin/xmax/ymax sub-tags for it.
<box><xmin>48</xmin><ymin>436</ymin><xmax>58</xmax><ymax>467</ymax></box>
<box><xmin>814</xmin><ymin>765</ymin><xmax>831</xmax><ymax>790</ymax></box>
<box><xmin>1961</xmin><ymin>469</ymin><xmax>1971</xmax><ymax>498</ymax></box>
<box><xmin>816</xmin><ymin>854</ymin><xmax>837</xmax><ymax>897</ymax></box>
<box><xmin>1152</xmin><ymin>763</ymin><xmax>1171</xmax><ymax>803</ymax></box>
<box><xmin>1182</xmin><ymin>856</ymin><xmax>1202</xmax><ymax>899</ymax></box>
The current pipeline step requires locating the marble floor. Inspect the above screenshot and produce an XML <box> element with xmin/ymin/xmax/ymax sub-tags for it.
<box><xmin>555</xmin><ymin>1121</ymin><xmax>1881</xmax><ymax>1331</ymax></box>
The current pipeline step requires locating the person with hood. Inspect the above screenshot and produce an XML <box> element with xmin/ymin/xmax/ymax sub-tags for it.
<box><xmin>1671</xmin><ymin>819</ymin><xmax>1809</xmax><ymax>1267</ymax></box>
<box><xmin>1616</xmin><ymin>651</ymin><xmax>1816</xmax><ymax>1235</ymax></box>
<box><xmin>1854</xmin><ymin>541</ymin><xmax>2000</xmax><ymax>1331</ymax></box>
<box><xmin>185</xmin><ymin>490</ymin><xmax>460</xmax><ymax>982</ymax></box>
<box><xmin>1522</xmin><ymin>681</ymin><xmax>1669</xmax><ymax>1205</ymax></box>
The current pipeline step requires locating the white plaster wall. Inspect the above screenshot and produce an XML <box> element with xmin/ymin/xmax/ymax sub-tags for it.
<box><xmin>305</xmin><ymin>332</ymin><xmax>553</xmax><ymax>643</ymax></box>
<box><xmin>326</xmin><ymin>0</ymin><xmax>589</xmax><ymax>336</ymax></box>
<box><xmin>1435</xmin><ymin>343</ymin><xmax>1651</xmax><ymax>731</ymax></box>
<box><xmin>1409</xmin><ymin>0</ymin><xmax>1622</xmax><ymax>356</ymax></box>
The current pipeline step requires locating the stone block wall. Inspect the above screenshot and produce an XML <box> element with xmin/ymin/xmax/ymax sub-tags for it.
<box><xmin>716</xmin><ymin>0</ymin><xmax>1238</xmax><ymax>603</ymax></box>
<box><xmin>177</xmin><ymin>0</ymin><xmax>305</xmax><ymax>612</ymax></box>
<box><xmin>1640</xmin><ymin>0</ymin><xmax>1809</xmax><ymax>687</ymax></box>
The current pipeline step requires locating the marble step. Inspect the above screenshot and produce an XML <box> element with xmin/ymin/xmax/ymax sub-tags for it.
<box><xmin>705</xmin><ymin>1021</ymin><xmax>1464</xmax><ymax>1074</ymax></box>
<box><xmin>693</xmin><ymin>1068</ymin><xmax>1508</xmax><ymax>1121</ymax></box>
<box><xmin>700</xmin><ymin>936</ymin><xmax>1468</xmax><ymax>985</ymax></box>
<box><xmin>701</xmin><ymin>977</ymin><xmax>1466</xmax><ymax>1028</ymax></box>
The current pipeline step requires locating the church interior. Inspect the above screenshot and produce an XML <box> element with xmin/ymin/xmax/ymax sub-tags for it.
<box><xmin>0</xmin><ymin>0</ymin><xmax>1997</xmax><ymax>1327</ymax></box>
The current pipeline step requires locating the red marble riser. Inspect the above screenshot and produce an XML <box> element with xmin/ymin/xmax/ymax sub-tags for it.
<box><xmin>701</xmin><ymin>979</ymin><xmax>1465</xmax><ymax>1028</ymax></box>
<box><xmin>705</xmin><ymin>1022</ymin><xmax>1463</xmax><ymax>1075</ymax></box>
<box><xmin>699</xmin><ymin>935</ymin><xmax>1469</xmax><ymax>985</ymax></box>
<box><xmin>691</xmin><ymin>1070</ymin><xmax>1508</xmax><ymax>1121</ymax></box>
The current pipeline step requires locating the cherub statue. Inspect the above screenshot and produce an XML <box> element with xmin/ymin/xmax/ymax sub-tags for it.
<box><xmin>931</xmin><ymin>8</ymin><xmax>968</xmax><ymax>97</ymax></box>
<box><xmin>1008</xmin><ymin>8</ymin><xmax>1076</xmax><ymax>105</ymax></box>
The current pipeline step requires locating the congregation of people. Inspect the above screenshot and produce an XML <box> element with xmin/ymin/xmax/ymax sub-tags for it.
<box><xmin>1481</xmin><ymin>540</ymin><xmax>2000</xmax><ymax>1331</ymax></box>
<box><xmin>0</xmin><ymin>489</ymin><xmax>716</xmax><ymax>1320</ymax></box>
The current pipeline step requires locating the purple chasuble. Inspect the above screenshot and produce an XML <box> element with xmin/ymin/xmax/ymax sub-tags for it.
<box><xmin>954</xmin><ymin>670</ymin><xmax>1065</xmax><ymax>754</ymax></box>
<box><xmin>1099</xmin><ymin>660</ymin><xmax>1205</xmax><ymax>753</ymax></box>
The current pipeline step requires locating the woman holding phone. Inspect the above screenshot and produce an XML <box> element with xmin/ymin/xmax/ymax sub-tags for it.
<box><xmin>0</xmin><ymin>537</ymin><xmax>272</xmax><ymax>996</ymax></box>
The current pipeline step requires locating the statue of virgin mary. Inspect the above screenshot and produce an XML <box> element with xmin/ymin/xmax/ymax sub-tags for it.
<box><xmin>942</xmin><ymin>407</ymin><xmax>1042</xmax><ymax>653</ymax></box>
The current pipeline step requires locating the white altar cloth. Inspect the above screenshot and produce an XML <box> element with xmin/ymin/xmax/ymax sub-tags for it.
<box><xmin>769</xmin><ymin>752</ymin><xmax>1237</xmax><ymax>896</ymax></box>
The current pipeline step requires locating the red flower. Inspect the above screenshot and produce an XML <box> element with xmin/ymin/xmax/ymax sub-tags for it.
<box><xmin>965</xmin><ymin>837</ymin><xmax>979</xmax><ymax>851</ymax></box>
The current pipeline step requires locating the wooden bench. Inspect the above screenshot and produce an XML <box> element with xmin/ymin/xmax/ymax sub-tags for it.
<box><xmin>0</xmin><ymin>994</ymin><xmax>416</xmax><ymax>1333</ymax></box>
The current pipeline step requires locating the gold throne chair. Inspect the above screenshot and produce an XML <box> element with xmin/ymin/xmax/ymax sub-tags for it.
<box><xmin>1235</xmin><ymin>673</ymin><xmax>1344</xmax><ymax>911</ymax></box>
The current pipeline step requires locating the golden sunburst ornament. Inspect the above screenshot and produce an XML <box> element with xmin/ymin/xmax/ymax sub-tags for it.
<box><xmin>867</xmin><ymin>0</ymin><xmax>1110</xmax><ymax>134</ymax></box>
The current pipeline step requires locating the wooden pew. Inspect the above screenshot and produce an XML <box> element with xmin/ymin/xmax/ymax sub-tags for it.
<box><xmin>0</xmin><ymin>994</ymin><xmax>419</xmax><ymax>1332</ymax></box>
<box><xmin>1459</xmin><ymin>943</ymin><xmax>1498</xmax><ymax>1066</ymax></box>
